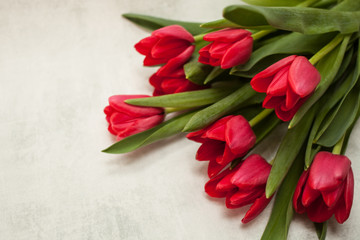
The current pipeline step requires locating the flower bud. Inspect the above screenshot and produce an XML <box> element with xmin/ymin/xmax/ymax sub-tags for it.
<box><xmin>250</xmin><ymin>55</ymin><xmax>321</xmax><ymax>121</ymax></box>
<box><xmin>104</xmin><ymin>95</ymin><xmax>164</xmax><ymax>140</ymax></box>
<box><xmin>293</xmin><ymin>151</ymin><xmax>354</xmax><ymax>223</ymax></box>
<box><xmin>198</xmin><ymin>28</ymin><xmax>253</xmax><ymax>69</ymax></box>
<box><xmin>187</xmin><ymin>115</ymin><xmax>256</xmax><ymax>178</ymax></box>
<box><xmin>135</xmin><ymin>25</ymin><xmax>194</xmax><ymax>66</ymax></box>
<box><xmin>205</xmin><ymin>154</ymin><xmax>272</xmax><ymax>223</ymax></box>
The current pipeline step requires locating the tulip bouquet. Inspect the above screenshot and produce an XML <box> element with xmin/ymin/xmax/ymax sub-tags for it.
<box><xmin>102</xmin><ymin>0</ymin><xmax>360</xmax><ymax>239</ymax></box>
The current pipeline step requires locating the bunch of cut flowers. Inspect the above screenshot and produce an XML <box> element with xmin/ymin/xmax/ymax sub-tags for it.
<box><xmin>103</xmin><ymin>0</ymin><xmax>360</xmax><ymax>239</ymax></box>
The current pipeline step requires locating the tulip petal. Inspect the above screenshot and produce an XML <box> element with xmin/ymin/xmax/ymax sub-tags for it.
<box><xmin>225</xmin><ymin>115</ymin><xmax>256</xmax><ymax>155</ymax></box>
<box><xmin>115</xmin><ymin>114</ymin><xmax>165</xmax><ymax>141</ymax></box>
<box><xmin>153</xmin><ymin>25</ymin><xmax>194</xmax><ymax>43</ymax></box>
<box><xmin>134</xmin><ymin>36</ymin><xmax>158</xmax><ymax>55</ymax></box>
<box><xmin>204</xmin><ymin>116</ymin><xmax>234</xmax><ymax>141</ymax></box>
<box><xmin>321</xmin><ymin>181</ymin><xmax>345</xmax><ymax>208</ymax></box>
<box><xmin>275</xmin><ymin>97</ymin><xmax>306</xmax><ymax>122</ymax></box>
<box><xmin>151</xmin><ymin>38</ymin><xmax>190</xmax><ymax>59</ymax></box>
<box><xmin>229</xmin><ymin>187</ymin><xmax>264</xmax><ymax>207</ymax></box>
<box><xmin>198</xmin><ymin>55</ymin><xmax>210</xmax><ymax>65</ymax></box>
<box><xmin>309</xmin><ymin>152</ymin><xmax>351</xmax><ymax>192</ymax></box>
<box><xmin>149</xmin><ymin>73</ymin><xmax>162</xmax><ymax>89</ymax></box>
<box><xmin>208</xmin><ymin>160</ymin><xmax>228</xmax><ymax>178</ymax></box>
<box><xmin>109</xmin><ymin>95</ymin><xmax>164</xmax><ymax>117</ymax></box>
<box><xmin>263</xmin><ymin>95</ymin><xmax>285</xmax><ymax>109</ymax></box>
<box><xmin>225</xmin><ymin>189</ymin><xmax>242</xmax><ymax>209</ymax></box>
<box><xmin>204</xmin><ymin>28</ymin><xmax>251</xmax><ymax>42</ymax></box>
<box><xmin>209</xmin><ymin>42</ymin><xmax>231</xmax><ymax>58</ymax></box>
<box><xmin>216</xmin><ymin>170</ymin><xmax>238</xmax><ymax>192</ymax></box>
<box><xmin>219</xmin><ymin>144</ymin><xmax>238</xmax><ymax>165</ymax></box>
<box><xmin>284</xmin><ymin>86</ymin><xmax>300</xmax><ymax>110</ymax></box>
<box><xmin>196</xmin><ymin>140</ymin><xmax>224</xmax><ymax>162</ymax></box>
<box><xmin>251</xmin><ymin>55</ymin><xmax>296</xmax><ymax>92</ymax></box>
<box><xmin>199</xmin><ymin>44</ymin><xmax>211</xmax><ymax>58</ymax></box>
<box><xmin>231</xmin><ymin>154</ymin><xmax>271</xmax><ymax>188</ymax></box>
<box><xmin>205</xmin><ymin>167</ymin><xmax>234</xmax><ymax>198</ymax></box>
<box><xmin>288</xmin><ymin>56</ymin><xmax>321</xmax><ymax>97</ymax></box>
<box><xmin>267</xmin><ymin>66</ymin><xmax>289</xmax><ymax>96</ymax></box>
<box><xmin>221</xmin><ymin>36</ymin><xmax>253</xmax><ymax>69</ymax></box>
<box><xmin>293</xmin><ymin>170</ymin><xmax>309</xmax><ymax>214</ymax></box>
<box><xmin>143</xmin><ymin>55</ymin><xmax>169</xmax><ymax>66</ymax></box>
<box><xmin>156</xmin><ymin>45</ymin><xmax>194</xmax><ymax>76</ymax></box>
<box><xmin>301</xmin><ymin>181</ymin><xmax>321</xmax><ymax>207</ymax></box>
<box><xmin>186</xmin><ymin>129</ymin><xmax>207</xmax><ymax>143</ymax></box>
<box><xmin>242</xmin><ymin>193</ymin><xmax>273</xmax><ymax>223</ymax></box>
<box><xmin>335</xmin><ymin>168</ymin><xmax>354</xmax><ymax>223</ymax></box>
<box><xmin>306</xmin><ymin>197</ymin><xmax>335</xmax><ymax>223</ymax></box>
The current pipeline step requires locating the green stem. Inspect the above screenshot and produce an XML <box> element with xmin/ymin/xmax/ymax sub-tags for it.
<box><xmin>332</xmin><ymin>134</ymin><xmax>346</xmax><ymax>155</ymax></box>
<box><xmin>309</xmin><ymin>34</ymin><xmax>344</xmax><ymax>65</ymax></box>
<box><xmin>249</xmin><ymin>109</ymin><xmax>274</xmax><ymax>127</ymax></box>
<box><xmin>297</xmin><ymin>0</ymin><xmax>319</xmax><ymax>7</ymax></box>
<box><xmin>194</xmin><ymin>33</ymin><xmax>207</xmax><ymax>42</ymax></box>
<box><xmin>251</xmin><ymin>29</ymin><xmax>275</xmax><ymax>41</ymax></box>
<box><xmin>269</xmin><ymin>158</ymin><xmax>275</xmax><ymax>166</ymax></box>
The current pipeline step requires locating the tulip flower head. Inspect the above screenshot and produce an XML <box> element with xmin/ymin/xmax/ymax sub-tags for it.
<box><xmin>149</xmin><ymin>45</ymin><xmax>204</xmax><ymax>95</ymax></box>
<box><xmin>104</xmin><ymin>95</ymin><xmax>164</xmax><ymax>140</ymax></box>
<box><xmin>198</xmin><ymin>28</ymin><xmax>253</xmax><ymax>69</ymax></box>
<box><xmin>135</xmin><ymin>25</ymin><xmax>195</xmax><ymax>66</ymax></box>
<box><xmin>187</xmin><ymin>115</ymin><xmax>256</xmax><ymax>178</ymax></box>
<box><xmin>205</xmin><ymin>154</ymin><xmax>273</xmax><ymax>223</ymax></box>
<box><xmin>293</xmin><ymin>152</ymin><xmax>354</xmax><ymax>223</ymax></box>
<box><xmin>251</xmin><ymin>55</ymin><xmax>321</xmax><ymax>121</ymax></box>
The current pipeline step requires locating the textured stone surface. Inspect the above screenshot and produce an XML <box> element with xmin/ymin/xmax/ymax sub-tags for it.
<box><xmin>0</xmin><ymin>0</ymin><xmax>359</xmax><ymax>239</ymax></box>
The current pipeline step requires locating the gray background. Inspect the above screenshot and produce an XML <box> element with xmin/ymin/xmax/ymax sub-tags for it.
<box><xmin>0</xmin><ymin>0</ymin><xmax>359</xmax><ymax>239</ymax></box>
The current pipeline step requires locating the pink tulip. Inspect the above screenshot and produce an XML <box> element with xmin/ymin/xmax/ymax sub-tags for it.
<box><xmin>187</xmin><ymin>115</ymin><xmax>256</xmax><ymax>178</ymax></box>
<box><xmin>205</xmin><ymin>154</ymin><xmax>272</xmax><ymax>223</ymax></box>
<box><xmin>293</xmin><ymin>152</ymin><xmax>354</xmax><ymax>223</ymax></box>
<box><xmin>198</xmin><ymin>28</ymin><xmax>253</xmax><ymax>69</ymax></box>
<box><xmin>250</xmin><ymin>55</ymin><xmax>321</xmax><ymax>121</ymax></box>
<box><xmin>149</xmin><ymin>45</ymin><xmax>205</xmax><ymax>95</ymax></box>
<box><xmin>104</xmin><ymin>95</ymin><xmax>164</xmax><ymax>140</ymax></box>
<box><xmin>135</xmin><ymin>25</ymin><xmax>194</xmax><ymax>66</ymax></box>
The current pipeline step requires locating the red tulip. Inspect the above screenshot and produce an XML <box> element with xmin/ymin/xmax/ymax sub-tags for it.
<box><xmin>149</xmin><ymin>45</ymin><xmax>205</xmax><ymax>95</ymax></box>
<box><xmin>187</xmin><ymin>115</ymin><xmax>256</xmax><ymax>178</ymax></box>
<box><xmin>250</xmin><ymin>55</ymin><xmax>321</xmax><ymax>121</ymax></box>
<box><xmin>293</xmin><ymin>152</ymin><xmax>354</xmax><ymax>223</ymax></box>
<box><xmin>135</xmin><ymin>25</ymin><xmax>194</xmax><ymax>66</ymax></box>
<box><xmin>198</xmin><ymin>28</ymin><xmax>253</xmax><ymax>69</ymax></box>
<box><xmin>205</xmin><ymin>154</ymin><xmax>272</xmax><ymax>223</ymax></box>
<box><xmin>104</xmin><ymin>95</ymin><xmax>164</xmax><ymax>140</ymax></box>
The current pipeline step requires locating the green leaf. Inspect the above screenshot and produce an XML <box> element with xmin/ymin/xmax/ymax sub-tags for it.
<box><xmin>233</xmin><ymin>105</ymin><xmax>263</xmax><ymax>121</ymax></box>
<box><xmin>261</xmin><ymin>147</ymin><xmax>305</xmax><ymax>240</ymax></box>
<box><xmin>266</xmin><ymin>106</ymin><xmax>315</xmax><ymax>198</ymax></box>
<box><xmin>314</xmin><ymin>69</ymin><xmax>359</xmax><ymax>142</ymax></box>
<box><xmin>122</xmin><ymin>13</ymin><xmax>205</xmax><ymax>35</ymax></box>
<box><xmin>125</xmin><ymin>88</ymin><xmax>234</xmax><ymax>108</ymax></box>
<box><xmin>231</xmin><ymin>32</ymin><xmax>335</xmax><ymax>76</ymax></box>
<box><xmin>183</xmin><ymin>84</ymin><xmax>256</xmax><ymax>132</ymax></box>
<box><xmin>242</xmin><ymin>0</ymin><xmax>304</xmax><ymax>6</ymax></box>
<box><xmin>204</xmin><ymin>67</ymin><xmax>227</xmax><ymax>84</ymax></box>
<box><xmin>184</xmin><ymin>59</ymin><xmax>213</xmax><ymax>85</ymax></box>
<box><xmin>316</xmin><ymin>86</ymin><xmax>360</xmax><ymax>147</ymax></box>
<box><xmin>200</xmin><ymin>19</ymin><xmax>243</xmax><ymax>29</ymax></box>
<box><xmin>314</xmin><ymin>222</ymin><xmax>327</xmax><ymax>240</ymax></box>
<box><xmin>332</xmin><ymin>0</ymin><xmax>360</xmax><ymax>11</ymax></box>
<box><xmin>102</xmin><ymin>111</ymin><xmax>196</xmax><ymax>154</ymax></box>
<box><xmin>223</xmin><ymin>5</ymin><xmax>360</xmax><ymax>34</ymax></box>
<box><xmin>289</xmin><ymin>35</ymin><xmax>350</xmax><ymax>128</ymax></box>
